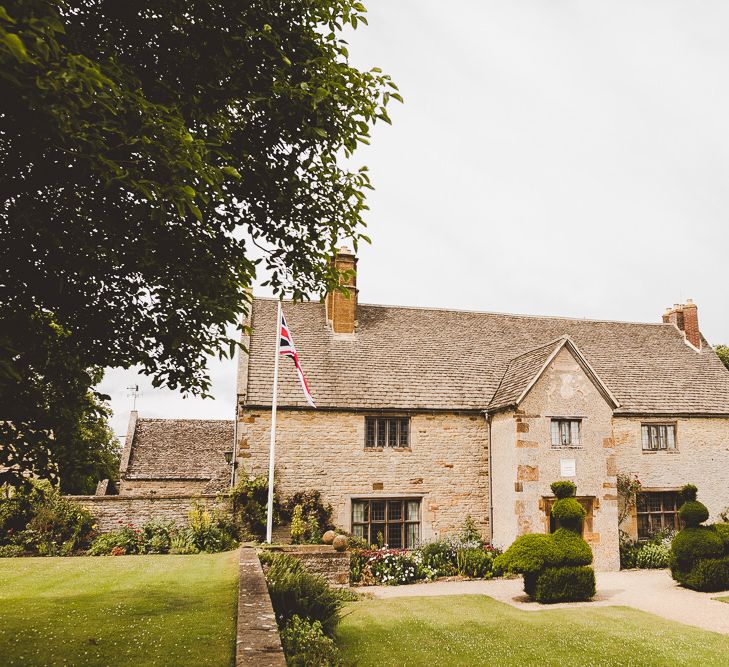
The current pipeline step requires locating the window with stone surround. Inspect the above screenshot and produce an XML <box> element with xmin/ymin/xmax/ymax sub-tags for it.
<box><xmin>550</xmin><ymin>419</ymin><xmax>581</xmax><ymax>447</ymax></box>
<box><xmin>641</xmin><ymin>423</ymin><xmax>676</xmax><ymax>451</ymax></box>
<box><xmin>636</xmin><ymin>491</ymin><xmax>681</xmax><ymax>539</ymax></box>
<box><xmin>365</xmin><ymin>416</ymin><xmax>410</xmax><ymax>448</ymax></box>
<box><xmin>351</xmin><ymin>498</ymin><xmax>420</xmax><ymax>548</ymax></box>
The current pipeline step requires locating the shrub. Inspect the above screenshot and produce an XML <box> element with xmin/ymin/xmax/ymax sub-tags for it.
<box><xmin>680</xmin><ymin>484</ymin><xmax>698</xmax><ymax>502</ymax></box>
<box><xmin>494</xmin><ymin>534</ymin><xmax>562</xmax><ymax>575</ymax></box>
<box><xmin>187</xmin><ymin>501</ymin><xmax>237</xmax><ymax>553</ymax></box>
<box><xmin>456</xmin><ymin>548</ymin><xmax>494</xmax><ymax>578</ymax></box>
<box><xmin>0</xmin><ymin>544</ymin><xmax>24</xmax><ymax>558</ymax></box>
<box><xmin>169</xmin><ymin>530</ymin><xmax>199</xmax><ymax>555</ymax></box>
<box><xmin>678</xmin><ymin>501</ymin><xmax>709</xmax><ymax>527</ymax></box>
<box><xmin>141</xmin><ymin>519</ymin><xmax>176</xmax><ymax>554</ymax></box>
<box><xmin>283</xmin><ymin>490</ymin><xmax>334</xmax><ymax>534</ymax></box>
<box><xmin>551</xmin><ymin>498</ymin><xmax>586</xmax><ymax>532</ymax></box>
<box><xmin>459</xmin><ymin>515</ymin><xmax>482</xmax><ymax>544</ymax></box>
<box><xmin>552</xmin><ymin>528</ymin><xmax>592</xmax><ymax>566</ymax></box>
<box><xmin>533</xmin><ymin>566</ymin><xmax>596</xmax><ymax>603</ymax></box>
<box><xmin>619</xmin><ymin>532</ymin><xmax>639</xmax><ymax>569</ymax></box>
<box><xmin>88</xmin><ymin>525</ymin><xmax>144</xmax><ymax>555</ymax></box>
<box><xmin>671</xmin><ymin>526</ymin><xmax>723</xmax><ymax>570</ymax></box>
<box><xmin>635</xmin><ymin>542</ymin><xmax>670</xmax><ymax>569</ymax></box>
<box><xmin>419</xmin><ymin>539</ymin><xmax>457</xmax><ymax>577</ymax></box>
<box><xmin>279</xmin><ymin>615</ymin><xmax>341</xmax><ymax>667</ymax></box>
<box><xmin>306</xmin><ymin>512</ymin><xmax>321</xmax><ymax>544</ymax></box>
<box><xmin>265</xmin><ymin>553</ymin><xmax>342</xmax><ymax>636</ymax></box>
<box><xmin>678</xmin><ymin>556</ymin><xmax>729</xmax><ymax>592</ymax></box>
<box><xmin>1</xmin><ymin>481</ymin><xmax>95</xmax><ymax>556</ymax></box>
<box><xmin>367</xmin><ymin>549</ymin><xmax>423</xmax><ymax>585</ymax></box>
<box><xmin>712</xmin><ymin>523</ymin><xmax>729</xmax><ymax>553</ymax></box>
<box><xmin>230</xmin><ymin>475</ymin><xmax>281</xmax><ymax>539</ymax></box>
<box><xmin>290</xmin><ymin>505</ymin><xmax>306</xmax><ymax>544</ymax></box>
<box><xmin>550</xmin><ymin>481</ymin><xmax>577</xmax><ymax>499</ymax></box>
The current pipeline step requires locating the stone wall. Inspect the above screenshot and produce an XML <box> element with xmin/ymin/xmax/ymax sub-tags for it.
<box><xmin>262</xmin><ymin>545</ymin><xmax>349</xmax><ymax>587</ymax></box>
<box><xmin>613</xmin><ymin>415</ymin><xmax>729</xmax><ymax>537</ymax></box>
<box><xmin>237</xmin><ymin>547</ymin><xmax>286</xmax><ymax>666</ymax></box>
<box><xmin>118</xmin><ymin>479</ymin><xmax>210</xmax><ymax>496</ymax></box>
<box><xmin>237</xmin><ymin>409</ymin><xmax>490</xmax><ymax>542</ymax></box>
<box><xmin>67</xmin><ymin>494</ymin><xmax>228</xmax><ymax>531</ymax></box>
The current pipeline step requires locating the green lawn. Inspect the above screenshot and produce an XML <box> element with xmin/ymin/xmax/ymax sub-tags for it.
<box><xmin>717</xmin><ymin>596</ymin><xmax>729</xmax><ymax>604</ymax></box>
<box><xmin>337</xmin><ymin>595</ymin><xmax>729</xmax><ymax>666</ymax></box>
<box><xmin>0</xmin><ymin>551</ymin><xmax>238</xmax><ymax>667</ymax></box>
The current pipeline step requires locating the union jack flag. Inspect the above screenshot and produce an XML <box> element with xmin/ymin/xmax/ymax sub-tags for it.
<box><xmin>280</xmin><ymin>310</ymin><xmax>316</xmax><ymax>408</ymax></box>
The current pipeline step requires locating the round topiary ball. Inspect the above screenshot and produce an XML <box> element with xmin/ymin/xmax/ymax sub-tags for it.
<box><xmin>671</xmin><ymin>526</ymin><xmax>722</xmax><ymax>567</ymax></box>
<box><xmin>552</xmin><ymin>498</ymin><xmax>586</xmax><ymax>532</ymax></box>
<box><xmin>552</xmin><ymin>528</ymin><xmax>593</xmax><ymax>566</ymax></box>
<box><xmin>678</xmin><ymin>500</ymin><xmax>709</xmax><ymax>527</ymax></box>
<box><xmin>681</xmin><ymin>484</ymin><xmax>698</xmax><ymax>502</ymax></box>
<box><xmin>550</xmin><ymin>481</ymin><xmax>577</xmax><ymax>499</ymax></box>
<box><xmin>322</xmin><ymin>530</ymin><xmax>337</xmax><ymax>545</ymax></box>
<box><xmin>332</xmin><ymin>535</ymin><xmax>348</xmax><ymax>552</ymax></box>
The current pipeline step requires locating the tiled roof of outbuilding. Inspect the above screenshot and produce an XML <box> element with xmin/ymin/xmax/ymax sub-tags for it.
<box><xmin>241</xmin><ymin>298</ymin><xmax>729</xmax><ymax>415</ymax></box>
<box><xmin>124</xmin><ymin>418</ymin><xmax>233</xmax><ymax>484</ymax></box>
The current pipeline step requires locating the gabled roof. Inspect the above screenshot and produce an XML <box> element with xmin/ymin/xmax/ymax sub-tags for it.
<box><xmin>239</xmin><ymin>298</ymin><xmax>729</xmax><ymax>415</ymax></box>
<box><xmin>488</xmin><ymin>336</ymin><xmax>620</xmax><ymax>413</ymax></box>
<box><xmin>122</xmin><ymin>417</ymin><xmax>233</xmax><ymax>490</ymax></box>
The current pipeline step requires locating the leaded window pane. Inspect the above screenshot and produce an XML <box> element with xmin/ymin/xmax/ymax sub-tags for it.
<box><xmin>405</xmin><ymin>523</ymin><xmax>420</xmax><ymax>548</ymax></box>
<box><xmin>371</xmin><ymin>500</ymin><xmax>386</xmax><ymax>522</ymax></box>
<box><xmin>388</xmin><ymin>501</ymin><xmax>402</xmax><ymax>521</ymax></box>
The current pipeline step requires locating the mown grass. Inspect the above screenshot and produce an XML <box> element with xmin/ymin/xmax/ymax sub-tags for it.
<box><xmin>336</xmin><ymin>595</ymin><xmax>729</xmax><ymax>666</ymax></box>
<box><xmin>0</xmin><ymin>551</ymin><xmax>238</xmax><ymax>667</ymax></box>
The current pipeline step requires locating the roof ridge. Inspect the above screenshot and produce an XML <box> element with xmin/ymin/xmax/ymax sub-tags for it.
<box><xmin>507</xmin><ymin>336</ymin><xmax>568</xmax><ymax>362</ymax></box>
<box><xmin>252</xmin><ymin>296</ymin><xmax>670</xmax><ymax>328</ymax></box>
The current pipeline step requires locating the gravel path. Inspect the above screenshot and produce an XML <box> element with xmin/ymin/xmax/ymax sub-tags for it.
<box><xmin>365</xmin><ymin>569</ymin><xmax>729</xmax><ymax>635</ymax></box>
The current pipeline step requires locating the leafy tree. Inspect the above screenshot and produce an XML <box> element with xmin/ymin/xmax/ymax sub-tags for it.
<box><xmin>716</xmin><ymin>345</ymin><xmax>729</xmax><ymax>371</ymax></box>
<box><xmin>0</xmin><ymin>0</ymin><xmax>397</xmax><ymax>484</ymax></box>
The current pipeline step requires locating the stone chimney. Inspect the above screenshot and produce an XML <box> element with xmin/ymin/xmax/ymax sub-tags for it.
<box><xmin>325</xmin><ymin>246</ymin><xmax>358</xmax><ymax>334</ymax></box>
<box><xmin>662</xmin><ymin>300</ymin><xmax>701</xmax><ymax>349</ymax></box>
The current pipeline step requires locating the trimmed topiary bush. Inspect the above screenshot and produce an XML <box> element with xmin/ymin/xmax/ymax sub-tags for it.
<box><xmin>533</xmin><ymin>566</ymin><xmax>596</xmax><ymax>604</ymax></box>
<box><xmin>671</xmin><ymin>486</ymin><xmax>729</xmax><ymax>591</ymax></box>
<box><xmin>496</xmin><ymin>481</ymin><xmax>595</xmax><ymax>603</ymax></box>
<box><xmin>678</xmin><ymin>501</ymin><xmax>709</xmax><ymax>527</ymax></box>
<box><xmin>550</xmin><ymin>481</ymin><xmax>577</xmax><ymax>500</ymax></box>
<box><xmin>552</xmin><ymin>498</ymin><xmax>586</xmax><ymax>532</ymax></box>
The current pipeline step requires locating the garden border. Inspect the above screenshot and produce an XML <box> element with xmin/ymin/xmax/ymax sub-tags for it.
<box><xmin>236</xmin><ymin>546</ymin><xmax>286</xmax><ymax>666</ymax></box>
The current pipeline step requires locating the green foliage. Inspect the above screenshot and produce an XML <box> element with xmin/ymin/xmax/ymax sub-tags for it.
<box><xmin>264</xmin><ymin>553</ymin><xmax>343</xmax><ymax>637</ymax></box>
<box><xmin>306</xmin><ymin>512</ymin><xmax>322</xmax><ymax>545</ymax></box>
<box><xmin>290</xmin><ymin>505</ymin><xmax>307</xmax><ymax>545</ymax></box>
<box><xmin>0</xmin><ymin>481</ymin><xmax>94</xmax><ymax>555</ymax></box>
<box><xmin>0</xmin><ymin>544</ymin><xmax>25</xmax><ymax>557</ymax></box>
<box><xmin>712</xmin><ymin>523</ymin><xmax>729</xmax><ymax>552</ymax></box>
<box><xmin>1</xmin><ymin>0</ymin><xmax>399</xmax><ymax>485</ymax></box>
<box><xmin>456</xmin><ymin>548</ymin><xmax>495</xmax><ymax>579</ymax></box>
<box><xmin>619</xmin><ymin>534</ymin><xmax>640</xmax><ymax>569</ymax></box>
<box><xmin>550</xmin><ymin>481</ymin><xmax>577</xmax><ymax>499</ymax></box>
<box><xmin>533</xmin><ymin>566</ymin><xmax>596</xmax><ymax>604</ymax></box>
<box><xmin>419</xmin><ymin>540</ymin><xmax>458</xmax><ymax>577</ymax></box>
<box><xmin>616</xmin><ymin>473</ymin><xmax>642</xmax><ymax>526</ymax></box>
<box><xmin>459</xmin><ymin>514</ymin><xmax>481</xmax><ymax>543</ymax></box>
<box><xmin>551</xmin><ymin>498</ymin><xmax>586</xmax><ymax>532</ymax></box>
<box><xmin>186</xmin><ymin>501</ymin><xmax>238</xmax><ymax>553</ymax></box>
<box><xmin>279</xmin><ymin>615</ymin><xmax>342</xmax><ymax>666</ymax></box>
<box><xmin>88</xmin><ymin>525</ymin><xmax>144</xmax><ymax>556</ymax></box>
<box><xmin>716</xmin><ymin>345</ymin><xmax>729</xmax><ymax>370</ymax></box>
<box><xmin>283</xmin><ymin>490</ymin><xmax>334</xmax><ymax>534</ymax></box>
<box><xmin>676</xmin><ymin>556</ymin><xmax>729</xmax><ymax>592</ymax></box>
<box><xmin>635</xmin><ymin>542</ymin><xmax>670</xmax><ymax>569</ymax></box>
<box><xmin>552</xmin><ymin>528</ymin><xmax>593</xmax><ymax>566</ymax></box>
<box><xmin>494</xmin><ymin>534</ymin><xmax>562</xmax><ymax>575</ymax></box>
<box><xmin>671</xmin><ymin>527</ymin><xmax>723</xmax><ymax>570</ymax></box>
<box><xmin>680</xmin><ymin>484</ymin><xmax>699</xmax><ymax>502</ymax></box>
<box><xmin>678</xmin><ymin>500</ymin><xmax>709</xmax><ymax>527</ymax></box>
<box><xmin>230</xmin><ymin>475</ymin><xmax>281</xmax><ymax>539</ymax></box>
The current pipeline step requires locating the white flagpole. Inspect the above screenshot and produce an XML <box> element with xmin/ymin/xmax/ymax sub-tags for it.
<box><xmin>266</xmin><ymin>300</ymin><xmax>282</xmax><ymax>544</ymax></box>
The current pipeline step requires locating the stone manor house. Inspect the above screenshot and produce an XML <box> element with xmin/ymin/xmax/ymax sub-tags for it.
<box><xmin>116</xmin><ymin>249</ymin><xmax>729</xmax><ymax>570</ymax></box>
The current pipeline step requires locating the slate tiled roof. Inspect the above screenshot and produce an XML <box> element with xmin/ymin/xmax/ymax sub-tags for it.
<box><xmin>241</xmin><ymin>298</ymin><xmax>729</xmax><ymax>415</ymax></box>
<box><xmin>488</xmin><ymin>338</ymin><xmax>566</xmax><ymax>411</ymax></box>
<box><xmin>125</xmin><ymin>418</ymin><xmax>233</xmax><ymax>481</ymax></box>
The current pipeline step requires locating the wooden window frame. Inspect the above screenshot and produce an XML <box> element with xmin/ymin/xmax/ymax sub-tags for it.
<box><xmin>550</xmin><ymin>418</ymin><xmax>581</xmax><ymax>448</ymax></box>
<box><xmin>365</xmin><ymin>416</ymin><xmax>410</xmax><ymax>449</ymax></box>
<box><xmin>351</xmin><ymin>497</ymin><xmax>421</xmax><ymax>549</ymax></box>
<box><xmin>636</xmin><ymin>490</ymin><xmax>681</xmax><ymax>539</ymax></box>
<box><xmin>641</xmin><ymin>423</ymin><xmax>677</xmax><ymax>451</ymax></box>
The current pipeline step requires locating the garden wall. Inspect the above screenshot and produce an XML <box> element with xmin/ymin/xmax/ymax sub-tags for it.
<box><xmin>66</xmin><ymin>494</ymin><xmax>229</xmax><ymax>532</ymax></box>
<box><xmin>262</xmin><ymin>545</ymin><xmax>350</xmax><ymax>587</ymax></box>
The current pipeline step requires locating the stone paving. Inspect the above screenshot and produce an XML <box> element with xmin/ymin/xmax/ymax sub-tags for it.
<box><xmin>366</xmin><ymin>569</ymin><xmax>729</xmax><ymax>635</ymax></box>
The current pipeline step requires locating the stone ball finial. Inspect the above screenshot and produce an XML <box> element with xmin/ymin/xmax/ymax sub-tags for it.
<box><xmin>332</xmin><ymin>535</ymin><xmax>348</xmax><ymax>552</ymax></box>
<box><xmin>322</xmin><ymin>530</ymin><xmax>337</xmax><ymax>545</ymax></box>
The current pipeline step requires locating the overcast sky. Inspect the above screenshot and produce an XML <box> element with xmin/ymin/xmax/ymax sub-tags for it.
<box><xmin>100</xmin><ymin>0</ymin><xmax>729</xmax><ymax>440</ymax></box>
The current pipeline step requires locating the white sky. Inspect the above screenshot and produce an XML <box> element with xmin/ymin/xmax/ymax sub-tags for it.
<box><xmin>100</xmin><ymin>0</ymin><xmax>729</xmax><ymax>440</ymax></box>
